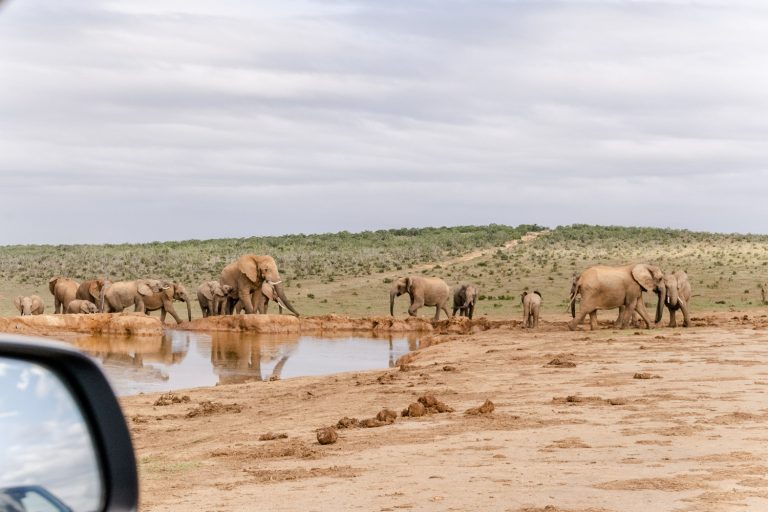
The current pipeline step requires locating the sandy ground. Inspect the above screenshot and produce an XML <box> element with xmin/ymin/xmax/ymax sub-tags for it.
<box><xmin>122</xmin><ymin>310</ymin><xmax>768</xmax><ymax>512</ymax></box>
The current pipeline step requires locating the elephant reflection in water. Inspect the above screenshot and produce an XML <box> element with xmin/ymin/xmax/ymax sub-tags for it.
<box><xmin>210</xmin><ymin>332</ymin><xmax>298</xmax><ymax>385</ymax></box>
<box><xmin>72</xmin><ymin>333</ymin><xmax>190</xmax><ymax>383</ymax></box>
<box><xmin>388</xmin><ymin>335</ymin><xmax>420</xmax><ymax>368</ymax></box>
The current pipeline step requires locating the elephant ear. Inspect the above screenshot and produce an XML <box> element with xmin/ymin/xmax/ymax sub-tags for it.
<box><xmin>631</xmin><ymin>264</ymin><xmax>656</xmax><ymax>292</ymax></box>
<box><xmin>520</xmin><ymin>291</ymin><xmax>527</xmax><ymax>304</ymax></box>
<box><xmin>14</xmin><ymin>296</ymin><xmax>22</xmax><ymax>312</ymax></box>
<box><xmin>138</xmin><ymin>282</ymin><xmax>154</xmax><ymax>296</ymax></box>
<box><xmin>259</xmin><ymin>282</ymin><xmax>274</xmax><ymax>301</ymax></box>
<box><xmin>534</xmin><ymin>291</ymin><xmax>542</xmax><ymax>298</ymax></box>
<box><xmin>405</xmin><ymin>277</ymin><xmax>413</xmax><ymax>293</ymax></box>
<box><xmin>48</xmin><ymin>277</ymin><xmax>58</xmax><ymax>294</ymax></box>
<box><xmin>238</xmin><ymin>255</ymin><xmax>260</xmax><ymax>283</ymax></box>
<box><xmin>201</xmin><ymin>283</ymin><xmax>214</xmax><ymax>301</ymax></box>
<box><xmin>89</xmin><ymin>281</ymin><xmax>101</xmax><ymax>300</ymax></box>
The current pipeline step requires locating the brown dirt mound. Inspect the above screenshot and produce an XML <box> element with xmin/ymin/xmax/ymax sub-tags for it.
<box><xmin>186</xmin><ymin>401</ymin><xmax>243</xmax><ymax>418</ymax></box>
<box><xmin>418</xmin><ymin>394</ymin><xmax>454</xmax><ymax>413</ymax></box>
<box><xmin>402</xmin><ymin>402</ymin><xmax>426</xmax><ymax>417</ymax></box>
<box><xmin>153</xmin><ymin>393</ymin><xmax>190</xmax><ymax>406</ymax></box>
<box><xmin>465</xmin><ymin>399</ymin><xmax>495</xmax><ymax>415</ymax></box>
<box><xmin>258</xmin><ymin>432</ymin><xmax>289</xmax><ymax>441</ymax></box>
<box><xmin>552</xmin><ymin>395</ymin><xmax>605</xmax><ymax>405</ymax></box>
<box><xmin>0</xmin><ymin>313</ymin><xmax>163</xmax><ymax>337</ymax></box>
<box><xmin>336</xmin><ymin>417</ymin><xmax>360</xmax><ymax>429</ymax></box>
<box><xmin>546</xmin><ymin>358</ymin><xmax>577</xmax><ymax>368</ymax></box>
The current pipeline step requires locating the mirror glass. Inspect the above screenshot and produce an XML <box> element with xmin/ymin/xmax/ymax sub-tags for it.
<box><xmin>0</xmin><ymin>358</ymin><xmax>102</xmax><ymax>512</ymax></box>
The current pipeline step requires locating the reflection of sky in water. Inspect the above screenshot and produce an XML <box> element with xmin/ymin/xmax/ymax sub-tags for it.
<box><xmin>0</xmin><ymin>359</ymin><xmax>101</xmax><ymax>511</ymax></box>
<box><xmin>74</xmin><ymin>332</ymin><xmax>418</xmax><ymax>396</ymax></box>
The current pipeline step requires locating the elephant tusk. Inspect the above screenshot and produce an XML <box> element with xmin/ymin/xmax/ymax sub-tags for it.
<box><xmin>266</xmin><ymin>280</ymin><xmax>282</xmax><ymax>286</ymax></box>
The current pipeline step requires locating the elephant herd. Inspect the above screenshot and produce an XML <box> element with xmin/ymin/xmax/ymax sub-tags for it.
<box><xmin>388</xmin><ymin>275</ymin><xmax>543</xmax><ymax>327</ymax></box>
<box><xmin>11</xmin><ymin>254</ymin><xmax>300</xmax><ymax>323</ymax></box>
<box><xmin>10</xmin><ymin>254</ymin><xmax>691</xmax><ymax>332</ymax></box>
<box><xmin>389</xmin><ymin>261</ymin><xmax>690</xmax><ymax>331</ymax></box>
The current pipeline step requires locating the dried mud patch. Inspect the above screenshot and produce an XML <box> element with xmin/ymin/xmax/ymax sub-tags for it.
<box><xmin>595</xmin><ymin>474</ymin><xmax>710</xmax><ymax>491</ymax></box>
<box><xmin>186</xmin><ymin>401</ymin><xmax>243</xmax><ymax>418</ymax></box>
<box><xmin>0</xmin><ymin>313</ymin><xmax>163</xmax><ymax>337</ymax></box>
<box><xmin>544</xmin><ymin>437</ymin><xmax>591</xmax><ymax>450</ymax></box>
<box><xmin>234</xmin><ymin>465</ymin><xmax>360</xmax><ymax>484</ymax></box>
<box><xmin>211</xmin><ymin>439</ymin><xmax>317</xmax><ymax>460</ymax></box>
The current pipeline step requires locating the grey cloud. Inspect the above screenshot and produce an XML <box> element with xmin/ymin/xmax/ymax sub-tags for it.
<box><xmin>1</xmin><ymin>0</ymin><xmax>767</xmax><ymax>243</ymax></box>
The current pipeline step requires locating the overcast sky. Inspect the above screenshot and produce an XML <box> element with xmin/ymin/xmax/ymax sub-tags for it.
<box><xmin>1</xmin><ymin>0</ymin><xmax>767</xmax><ymax>244</ymax></box>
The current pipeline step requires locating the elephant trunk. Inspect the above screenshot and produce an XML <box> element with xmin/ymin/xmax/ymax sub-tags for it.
<box><xmin>274</xmin><ymin>283</ymin><xmax>299</xmax><ymax>316</ymax></box>
<box><xmin>185</xmin><ymin>297</ymin><xmax>192</xmax><ymax>322</ymax></box>
<box><xmin>390</xmin><ymin>290</ymin><xmax>397</xmax><ymax>316</ymax></box>
<box><xmin>655</xmin><ymin>284</ymin><xmax>666</xmax><ymax>324</ymax></box>
<box><xmin>99</xmin><ymin>282</ymin><xmax>110</xmax><ymax>313</ymax></box>
<box><xmin>667</xmin><ymin>282</ymin><xmax>679</xmax><ymax>309</ymax></box>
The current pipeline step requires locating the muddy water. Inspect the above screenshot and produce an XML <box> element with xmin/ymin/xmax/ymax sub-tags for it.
<box><xmin>66</xmin><ymin>331</ymin><xmax>420</xmax><ymax>396</ymax></box>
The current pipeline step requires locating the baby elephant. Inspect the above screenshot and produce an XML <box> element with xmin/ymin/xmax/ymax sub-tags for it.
<box><xmin>452</xmin><ymin>284</ymin><xmax>478</xmax><ymax>319</ymax></box>
<box><xmin>65</xmin><ymin>299</ymin><xmax>99</xmax><ymax>314</ymax></box>
<box><xmin>521</xmin><ymin>291</ymin><xmax>542</xmax><ymax>328</ymax></box>
<box><xmin>14</xmin><ymin>295</ymin><xmax>44</xmax><ymax>316</ymax></box>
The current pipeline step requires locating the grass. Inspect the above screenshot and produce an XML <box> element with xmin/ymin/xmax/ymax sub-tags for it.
<box><xmin>1</xmin><ymin>224</ymin><xmax>767</xmax><ymax>320</ymax></box>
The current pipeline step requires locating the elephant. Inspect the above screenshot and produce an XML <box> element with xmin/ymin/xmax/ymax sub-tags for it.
<box><xmin>14</xmin><ymin>295</ymin><xmax>44</xmax><ymax>316</ymax></box>
<box><xmin>656</xmin><ymin>270</ymin><xmax>691</xmax><ymax>327</ymax></box>
<box><xmin>65</xmin><ymin>299</ymin><xmax>99</xmax><ymax>314</ymax></box>
<box><xmin>389</xmin><ymin>276</ymin><xmax>450</xmax><ymax>321</ymax></box>
<box><xmin>142</xmin><ymin>282</ymin><xmax>192</xmax><ymax>324</ymax></box>
<box><xmin>452</xmin><ymin>284</ymin><xmax>478</xmax><ymax>319</ymax></box>
<box><xmin>49</xmin><ymin>276</ymin><xmax>79</xmax><ymax>314</ymax></box>
<box><xmin>254</xmin><ymin>281</ymin><xmax>284</xmax><ymax>314</ymax></box>
<box><xmin>219</xmin><ymin>254</ymin><xmax>299</xmax><ymax>316</ymax></box>
<box><xmin>197</xmin><ymin>281</ymin><xmax>234</xmax><ymax>317</ymax></box>
<box><xmin>521</xmin><ymin>291</ymin><xmax>542</xmax><ymax>328</ymax></box>
<box><xmin>99</xmin><ymin>279</ymin><xmax>168</xmax><ymax>314</ymax></box>
<box><xmin>568</xmin><ymin>263</ymin><xmax>665</xmax><ymax>331</ymax></box>
<box><xmin>76</xmin><ymin>279</ymin><xmax>112</xmax><ymax>305</ymax></box>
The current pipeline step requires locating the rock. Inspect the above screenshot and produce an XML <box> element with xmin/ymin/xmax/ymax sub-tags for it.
<box><xmin>465</xmin><ymin>399</ymin><xmax>495</xmax><ymax>415</ymax></box>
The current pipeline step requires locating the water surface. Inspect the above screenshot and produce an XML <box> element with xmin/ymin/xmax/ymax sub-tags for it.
<box><xmin>66</xmin><ymin>331</ymin><xmax>419</xmax><ymax>396</ymax></box>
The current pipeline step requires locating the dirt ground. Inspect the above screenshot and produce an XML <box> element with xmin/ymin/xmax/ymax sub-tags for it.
<box><xmin>122</xmin><ymin>310</ymin><xmax>768</xmax><ymax>512</ymax></box>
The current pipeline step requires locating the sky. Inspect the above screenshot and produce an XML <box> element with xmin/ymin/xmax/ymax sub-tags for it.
<box><xmin>1</xmin><ymin>0</ymin><xmax>767</xmax><ymax>244</ymax></box>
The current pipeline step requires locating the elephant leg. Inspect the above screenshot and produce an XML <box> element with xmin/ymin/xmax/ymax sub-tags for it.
<box><xmin>452</xmin><ymin>306</ymin><xmax>458</xmax><ymax>317</ymax></box>
<box><xmin>569</xmin><ymin>307</ymin><xmax>591</xmax><ymax>330</ymax></box>
<box><xmin>589</xmin><ymin>311</ymin><xmax>598</xmax><ymax>330</ymax></box>
<box><xmin>679</xmin><ymin>300</ymin><xmax>691</xmax><ymax>327</ymax></box>
<box><xmin>668</xmin><ymin>306</ymin><xmax>677</xmax><ymax>328</ymax></box>
<box><xmin>238</xmin><ymin>290</ymin><xmax>255</xmax><ymax>314</ymax></box>
<box><xmin>441</xmin><ymin>302</ymin><xmax>450</xmax><ymax>320</ymax></box>
<box><xmin>408</xmin><ymin>298</ymin><xmax>424</xmax><ymax>317</ymax></box>
<box><xmin>54</xmin><ymin>298</ymin><xmax>61</xmax><ymax>314</ymax></box>
<box><xmin>533</xmin><ymin>308</ymin><xmax>539</xmax><ymax>328</ymax></box>
<box><xmin>134</xmin><ymin>298</ymin><xmax>146</xmax><ymax>314</ymax></box>
<box><xmin>632</xmin><ymin>299</ymin><xmax>654</xmax><ymax>329</ymax></box>
<box><xmin>164</xmin><ymin>303</ymin><xmax>181</xmax><ymax>324</ymax></box>
<box><xmin>433</xmin><ymin>305</ymin><xmax>441</xmax><ymax>321</ymax></box>
<box><xmin>468</xmin><ymin>304</ymin><xmax>474</xmax><ymax>320</ymax></box>
<box><xmin>523</xmin><ymin>304</ymin><xmax>529</xmax><ymax>327</ymax></box>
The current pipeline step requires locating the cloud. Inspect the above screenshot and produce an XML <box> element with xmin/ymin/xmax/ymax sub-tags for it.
<box><xmin>0</xmin><ymin>0</ymin><xmax>767</xmax><ymax>243</ymax></box>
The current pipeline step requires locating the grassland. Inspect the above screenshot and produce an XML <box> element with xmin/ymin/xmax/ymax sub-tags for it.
<box><xmin>1</xmin><ymin>224</ymin><xmax>767</xmax><ymax>320</ymax></box>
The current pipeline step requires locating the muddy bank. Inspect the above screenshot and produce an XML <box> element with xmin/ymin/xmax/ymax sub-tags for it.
<box><xmin>174</xmin><ymin>314</ymin><xmax>514</xmax><ymax>335</ymax></box>
<box><xmin>0</xmin><ymin>313</ymin><xmax>163</xmax><ymax>337</ymax></box>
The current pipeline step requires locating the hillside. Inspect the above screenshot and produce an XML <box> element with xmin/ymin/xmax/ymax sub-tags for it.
<box><xmin>1</xmin><ymin>224</ymin><xmax>767</xmax><ymax>319</ymax></box>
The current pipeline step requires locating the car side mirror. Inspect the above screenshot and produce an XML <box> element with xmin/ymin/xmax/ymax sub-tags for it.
<box><xmin>0</xmin><ymin>335</ymin><xmax>138</xmax><ymax>512</ymax></box>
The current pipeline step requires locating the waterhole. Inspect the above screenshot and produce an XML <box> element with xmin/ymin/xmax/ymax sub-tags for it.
<box><xmin>64</xmin><ymin>330</ymin><xmax>420</xmax><ymax>396</ymax></box>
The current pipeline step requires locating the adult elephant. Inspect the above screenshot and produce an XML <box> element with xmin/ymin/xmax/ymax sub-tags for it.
<box><xmin>452</xmin><ymin>284</ymin><xmax>478</xmax><ymax>319</ymax></box>
<box><xmin>568</xmin><ymin>263</ymin><xmax>665</xmax><ymax>331</ymax></box>
<box><xmin>100</xmin><ymin>279</ymin><xmax>168</xmax><ymax>314</ymax></box>
<box><xmin>657</xmin><ymin>270</ymin><xmax>691</xmax><ymax>327</ymax></box>
<box><xmin>219</xmin><ymin>254</ymin><xmax>299</xmax><ymax>316</ymax></box>
<box><xmin>389</xmin><ymin>276</ymin><xmax>450</xmax><ymax>321</ymax></box>
<box><xmin>143</xmin><ymin>282</ymin><xmax>192</xmax><ymax>324</ymax></box>
<box><xmin>76</xmin><ymin>279</ymin><xmax>111</xmax><ymax>306</ymax></box>
<box><xmin>49</xmin><ymin>276</ymin><xmax>79</xmax><ymax>314</ymax></box>
<box><xmin>197</xmin><ymin>281</ymin><xmax>233</xmax><ymax>317</ymax></box>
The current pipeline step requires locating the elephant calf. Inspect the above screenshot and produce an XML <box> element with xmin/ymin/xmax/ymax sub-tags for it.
<box><xmin>14</xmin><ymin>295</ymin><xmax>44</xmax><ymax>316</ymax></box>
<box><xmin>657</xmin><ymin>270</ymin><xmax>692</xmax><ymax>327</ymax></box>
<box><xmin>521</xmin><ymin>291</ymin><xmax>542</xmax><ymax>328</ymax></box>
<box><xmin>452</xmin><ymin>284</ymin><xmax>478</xmax><ymax>319</ymax></box>
<box><xmin>49</xmin><ymin>276</ymin><xmax>79</xmax><ymax>314</ymax></box>
<box><xmin>197</xmin><ymin>281</ymin><xmax>233</xmax><ymax>317</ymax></box>
<box><xmin>65</xmin><ymin>299</ymin><xmax>99</xmax><ymax>314</ymax></box>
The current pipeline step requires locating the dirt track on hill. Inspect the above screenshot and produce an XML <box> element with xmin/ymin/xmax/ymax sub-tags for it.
<box><xmin>122</xmin><ymin>309</ymin><xmax>768</xmax><ymax>512</ymax></box>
